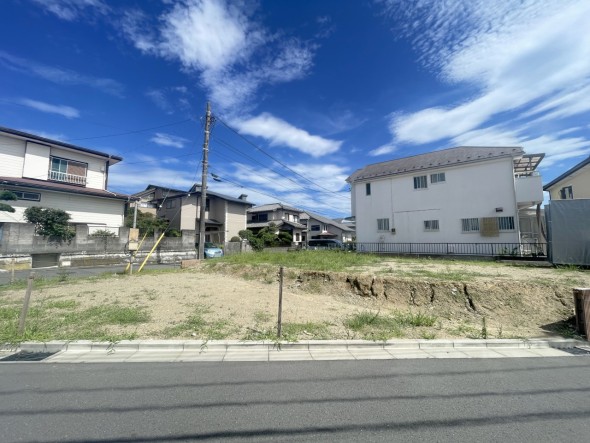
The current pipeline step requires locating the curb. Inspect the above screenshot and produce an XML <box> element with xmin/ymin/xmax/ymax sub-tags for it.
<box><xmin>2</xmin><ymin>338</ymin><xmax>586</xmax><ymax>354</ymax></box>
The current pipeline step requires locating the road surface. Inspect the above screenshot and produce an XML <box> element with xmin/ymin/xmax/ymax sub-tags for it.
<box><xmin>1</xmin><ymin>357</ymin><xmax>589</xmax><ymax>442</ymax></box>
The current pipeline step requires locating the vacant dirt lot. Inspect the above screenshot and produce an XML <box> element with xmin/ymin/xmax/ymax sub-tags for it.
<box><xmin>1</xmin><ymin>257</ymin><xmax>588</xmax><ymax>341</ymax></box>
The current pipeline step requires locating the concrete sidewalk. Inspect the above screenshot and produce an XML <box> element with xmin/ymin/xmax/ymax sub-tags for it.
<box><xmin>1</xmin><ymin>338</ymin><xmax>587</xmax><ymax>363</ymax></box>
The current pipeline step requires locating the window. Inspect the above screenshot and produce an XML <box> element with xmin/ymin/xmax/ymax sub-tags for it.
<box><xmin>377</xmin><ymin>218</ymin><xmax>390</xmax><ymax>231</ymax></box>
<box><xmin>559</xmin><ymin>186</ymin><xmax>573</xmax><ymax>199</ymax></box>
<box><xmin>498</xmin><ymin>216</ymin><xmax>515</xmax><ymax>231</ymax></box>
<box><xmin>413</xmin><ymin>175</ymin><xmax>427</xmax><ymax>189</ymax></box>
<box><xmin>424</xmin><ymin>220</ymin><xmax>439</xmax><ymax>231</ymax></box>
<box><xmin>49</xmin><ymin>156</ymin><xmax>87</xmax><ymax>185</ymax></box>
<box><xmin>251</xmin><ymin>213</ymin><xmax>268</xmax><ymax>222</ymax></box>
<box><xmin>430</xmin><ymin>172</ymin><xmax>446</xmax><ymax>184</ymax></box>
<box><xmin>366</xmin><ymin>183</ymin><xmax>371</xmax><ymax>196</ymax></box>
<box><xmin>8</xmin><ymin>190</ymin><xmax>41</xmax><ymax>201</ymax></box>
<box><xmin>310</xmin><ymin>224</ymin><xmax>320</xmax><ymax>231</ymax></box>
<box><xmin>461</xmin><ymin>218</ymin><xmax>480</xmax><ymax>232</ymax></box>
<box><xmin>165</xmin><ymin>199</ymin><xmax>176</xmax><ymax>209</ymax></box>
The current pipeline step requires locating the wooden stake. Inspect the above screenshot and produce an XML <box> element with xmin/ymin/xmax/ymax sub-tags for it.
<box><xmin>11</xmin><ymin>257</ymin><xmax>15</xmax><ymax>284</ymax></box>
<box><xmin>277</xmin><ymin>266</ymin><xmax>284</xmax><ymax>338</ymax></box>
<box><xmin>18</xmin><ymin>272</ymin><xmax>35</xmax><ymax>335</ymax></box>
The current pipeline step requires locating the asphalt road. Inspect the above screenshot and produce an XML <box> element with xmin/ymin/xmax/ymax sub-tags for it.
<box><xmin>0</xmin><ymin>263</ymin><xmax>179</xmax><ymax>285</ymax></box>
<box><xmin>1</xmin><ymin>358</ymin><xmax>589</xmax><ymax>442</ymax></box>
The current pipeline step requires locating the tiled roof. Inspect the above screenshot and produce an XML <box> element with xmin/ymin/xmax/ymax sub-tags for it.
<box><xmin>346</xmin><ymin>146</ymin><xmax>525</xmax><ymax>183</ymax></box>
<box><xmin>0</xmin><ymin>126</ymin><xmax>123</xmax><ymax>165</ymax></box>
<box><xmin>301</xmin><ymin>211</ymin><xmax>355</xmax><ymax>232</ymax></box>
<box><xmin>0</xmin><ymin>177</ymin><xmax>131</xmax><ymax>201</ymax></box>
<box><xmin>246</xmin><ymin>220</ymin><xmax>306</xmax><ymax>230</ymax></box>
<box><xmin>248</xmin><ymin>202</ymin><xmax>303</xmax><ymax>213</ymax></box>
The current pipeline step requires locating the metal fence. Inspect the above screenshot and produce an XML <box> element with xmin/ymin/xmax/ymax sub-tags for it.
<box><xmin>355</xmin><ymin>242</ymin><xmax>547</xmax><ymax>258</ymax></box>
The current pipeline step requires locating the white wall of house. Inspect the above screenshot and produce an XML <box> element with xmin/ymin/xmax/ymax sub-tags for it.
<box><xmin>0</xmin><ymin>134</ymin><xmax>26</xmax><ymax>176</ymax></box>
<box><xmin>353</xmin><ymin>158</ymin><xmax>521</xmax><ymax>244</ymax></box>
<box><xmin>0</xmin><ymin>135</ymin><xmax>108</xmax><ymax>190</ymax></box>
<box><xmin>22</xmin><ymin>142</ymin><xmax>50</xmax><ymax>180</ymax></box>
<box><xmin>0</xmin><ymin>190</ymin><xmax>125</xmax><ymax>226</ymax></box>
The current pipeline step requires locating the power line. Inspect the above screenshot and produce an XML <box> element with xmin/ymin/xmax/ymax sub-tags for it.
<box><xmin>215</xmin><ymin>115</ymin><xmax>350</xmax><ymax>197</ymax></box>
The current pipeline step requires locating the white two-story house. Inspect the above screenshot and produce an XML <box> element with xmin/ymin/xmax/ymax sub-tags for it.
<box><xmin>0</xmin><ymin>126</ymin><xmax>129</xmax><ymax>228</ymax></box>
<box><xmin>347</xmin><ymin>146</ymin><xmax>544</xmax><ymax>247</ymax></box>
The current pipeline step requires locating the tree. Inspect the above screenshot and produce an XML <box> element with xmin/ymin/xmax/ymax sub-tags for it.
<box><xmin>0</xmin><ymin>190</ymin><xmax>17</xmax><ymax>213</ymax></box>
<box><xmin>23</xmin><ymin>206</ymin><xmax>75</xmax><ymax>243</ymax></box>
<box><xmin>125</xmin><ymin>209</ymin><xmax>169</xmax><ymax>236</ymax></box>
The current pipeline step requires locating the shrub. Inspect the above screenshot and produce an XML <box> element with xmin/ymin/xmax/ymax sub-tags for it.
<box><xmin>24</xmin><ymin>206</ymin><xmax>75</xmax><ymax>243</ymax></box>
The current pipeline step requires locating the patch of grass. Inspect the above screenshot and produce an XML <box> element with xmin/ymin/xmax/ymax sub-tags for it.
<box><xmin>243</xmin><ymin>321</ymin><xmax>331</xmax><ymax>342</ymax></box>
<box><xmin>253</xmin><ymin>311</ymin><xmax>271</xmax><ymax>323</ymax></box>
<box><xmin>214</xmin><ymin>250</ymin><xmax>384</xmax><ymax>272</ymax></box>
<box><xmin>0</xmin><ymin>302</ymin><xmax>149</xmax><ymax>344</ymax></box>
<box><xmin>161</xmin><ymin>305</ymin><xmax>235</xmax><ymax>340</ymax></box>
<box><xmin>45</xmin><ymin>299</ymin><xmax>78</xmax><ymax>309</ymax></box>
<box><xmin>448</xmin><ymin>321</ymin><xmax>479</xmax><ymax>337</ymax></box>
<box><xmin>396</xmin><ymin>311</ymin><xmax>438</xmax><ymax>327</ymax></box>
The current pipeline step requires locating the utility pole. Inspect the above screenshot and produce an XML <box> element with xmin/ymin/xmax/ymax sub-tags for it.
<box><xmin>198</xmin><ymin>102</ymin><xmax>212</xmax><ymax>260</ymax></box>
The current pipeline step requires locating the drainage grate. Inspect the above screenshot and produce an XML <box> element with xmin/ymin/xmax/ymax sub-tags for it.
<box><xmin>0</xmin><ymin>351</ymin><xmax>57</xmax><ymax>362</ymax></box>
<box><xmin>561</xmin><ymin>346</ymin><xmax>590</xmax><ymax>356</ymax></box>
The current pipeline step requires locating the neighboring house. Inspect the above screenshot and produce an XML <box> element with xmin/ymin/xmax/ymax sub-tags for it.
<box><xmin>134</xmin><ymin>184</ymin><xmax>253</xmax><ymax>243</ymax></box>
<box><xmin>332</xmin><ymin>216</ymin><xmax>356</xmax><ymax>238</ymax></box>
<box><xmin>301</xmin><ymin>211</ymin><xmax>355</xmax><ymax>243</ymax></box>
<box><xmin>347</xmin><ymin>146</ymin><xmax>545</xmax><ymax>244</ymax></box>
<box><xmin>0</xmin><ymin>126</ymin><xmax>129</xmax><ymax>230</ymax></box>
<box><xmin>247</xmin><ymin>203</ymin><xmax>307</xmax><ymax>245</ymax></box>
<box><xmin>543</xmin><ymin>156</ymin><xmax>590</xmax><ymax>200</ymax></box>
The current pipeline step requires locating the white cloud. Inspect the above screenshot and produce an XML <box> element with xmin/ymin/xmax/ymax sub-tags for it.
<box><xmin>234</xmin><ymin>113</ymin><xmax>342</xmax><ymax>157</ymax></box>
<box><xmin>379</xmin><ymin>0</ymin><xmax>590</xmax><ymax>156</ymax></box>
<box><xmin>150</xmin><ymin>132</ymin><xmax>190</xmax><ymax>149</ymax></box>
<box><xmin>369</xmin><ymin>143</ymin><xmax>397</xmax><ymax>157</ymax></box>
<box><xmin>17</xmin><ymin>98</ymin><xmax>79</xmax><ymax>119</ymax></box>
<box><xmin>30</xmin><ymin>0</ymin><xmax>109</xmax><ymax>21</ymax></box>
<box><xmin>0</xmin><ymin>51</ymin><xmax>124</xmax><ymax>96</ymax></box>
<box><xmin>120</xmin><ymin>0</ymin><xmax>314</xmax><ymax>113</ymax></box>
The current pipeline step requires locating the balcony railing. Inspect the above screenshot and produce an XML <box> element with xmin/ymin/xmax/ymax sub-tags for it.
<box><xmin>49</xmin><ymin>170</ymin><xmax>87</xmax><ymax>185</ymax></box>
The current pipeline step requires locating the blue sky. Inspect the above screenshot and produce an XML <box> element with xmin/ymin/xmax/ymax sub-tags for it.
<box><xmin>1</xmin><ymin>0</ymin><xmax>590</xmax><ymax>217</ymax></box>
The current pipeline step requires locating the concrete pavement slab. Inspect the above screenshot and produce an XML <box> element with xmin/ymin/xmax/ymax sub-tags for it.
<box><xmin>493</xmin><ymin>348</ymin><xmax>549</xmax><ymax>358</ymax></box>
<box><xmin>223</xmin><ymin>350</ymin><xmax>269</xmax><ymax>361</ymax></box>
<box><xmin>460</xmin><ymin>349</ymin><xmax>506</xmax><ymax>358</ymax></box>
<box><xmin>174</xmin><ymin>351</ymin><xmax>225</xmax><ymax>362</ymax></box>
<box><xmin>347</xmin><ymin>348</ymin><xmax>395</xmax><ymax>359</ymax></box>
<box><xmin>309</xmin><ymin>349</ymin><xmax>354</xmax><ymax>360</ymax></box>
<box><xmin>387</xmin><ymin>349</ymin><xmax>433</xmax><ymax>359</ymax></box>
<box><xmin>123</xmin><ymin>351</ymin><xmax>183</xmax><ymax>362</ymax></box>
<box><xmin>268</xmin><ymin>349</ymin><xmax>312</xmax><ymax>361</ymax></box>
<box><xmin>425</xmin><ymin>350</ymin><xmax>471</xmax><ymax>358</ymax></box>
<box><xmin>526</xmin><ymin>348</ymin><xmax>573</xmax><ymax>357</ymax></box>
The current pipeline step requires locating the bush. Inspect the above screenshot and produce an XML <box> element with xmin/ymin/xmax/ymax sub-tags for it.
<box><xmin>89</xmin><ymin>229</ymin><xmax>117</xmax><ymax>238</ymax></box>
<box><xmin>24</xmin><ymin>206</ymin><xmax>75</xmax><ymax>243</ymax></box>
<box><xmin>230</xmin><ymin>236</ymin><xmax>241</xmax><ymax>242</ymax></box>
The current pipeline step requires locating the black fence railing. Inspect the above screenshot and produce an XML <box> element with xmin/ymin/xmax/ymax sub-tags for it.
<box><xmin>354</xmin><ymin>242</ymin><xmax>547</xmax><ymax>258</ymax></box>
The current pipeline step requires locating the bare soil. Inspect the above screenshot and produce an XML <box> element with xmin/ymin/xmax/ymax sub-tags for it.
<box><xmin>2</xmin><ymin>259</ymin><xmax>588</xmax><ymax>340</ymax></box>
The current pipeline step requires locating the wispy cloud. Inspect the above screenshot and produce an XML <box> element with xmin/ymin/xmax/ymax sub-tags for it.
<box><xmin>375</xmin><ymin>0</ymin><xmax>590</xmax><ymax>164</ymax></box>
<box><xmin>145</xmin><ymin>87</ymin><xmax>190</xmax><ymax>114</ymax></box>
<box><xmin>369</xmin><ymin>144</ymin><xmax>397</xmax><ymax>157</ymax></box>
<box><xmin>0</xmin><ymin>51</ymin><xmax>124</xmax><ymax>97</ymax></box>
<box><xmin>234</xmin><ymin>113</ymin><xmax>342</xmax><ymax>157</ymax></box>
<box><xmin>17</xmin><ymin>98</ymin><xmax>80</xmax><ymax>119</ymax></box>
<box><xmin>120</xmin><ymin>0</ymin><xmax>315</xmax><ymax>113</ymax></box>
<box><xmin>150</xmin><ymin>132</ymin><xmax>190</xmax><ymax>149</ymax></box>
<box><xmin>18</xmin><ymin>128</ymin><xmax>67</xmax><ymax>141</ymax></box>
<box><xmin>30</xmin><ymin>0</ymin><xmax>109</xmax><ymax>21</ymax></box>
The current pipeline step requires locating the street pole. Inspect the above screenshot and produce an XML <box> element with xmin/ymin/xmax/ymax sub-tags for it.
<box><xmin>198</xmin><ymin>102</ymin><xmax>212</xmax><ymax>260</ymax></box>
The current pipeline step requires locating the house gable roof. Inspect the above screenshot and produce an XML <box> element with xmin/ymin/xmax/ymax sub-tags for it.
<box><xmin>302</xmin><ymin>211</ymin><xmax>355</xmax><ymax>232</ymax></box>
<box><xmin>0</xmin><ymin>126</ymin><xmax>123</xmax><ymax>166</ymax></box>
<box><xmin>543</xmin><ymin>156</ymin><xmax>590</xmax><ymax>191</ymax></box>
<box><xmin>248</xmin><ymin>202</ymin><xmax>303</xmax><ymax>213</ymax></box>
<box><xmin>138</xmin><ymin>184</ymin><xmax>253</xmax><ymax>205</ymax></box>
<box><xmin>346</xmin><ymin>146</ymin><xmax>526</xmax><ymax>183</ymax></box>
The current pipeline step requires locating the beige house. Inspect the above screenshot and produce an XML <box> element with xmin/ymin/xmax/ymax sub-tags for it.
<box><xmin>135</xmin><ymin>184</ymin><xmax>252</xmax><ymax>243</ymax></box>
<box><xmin>544</xmin><ymin>156</ymin><xmax>590</xmax><ymax>200</ymax></box>
<box><xmin>301</xmin><ymin>211</ymin><xmax>355</xmax><ymax>243</ymax></box>
<box><xmin>0</xmin><ymin>126</ymin><xmax>129</xmax><ymax>231</ymax></box>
